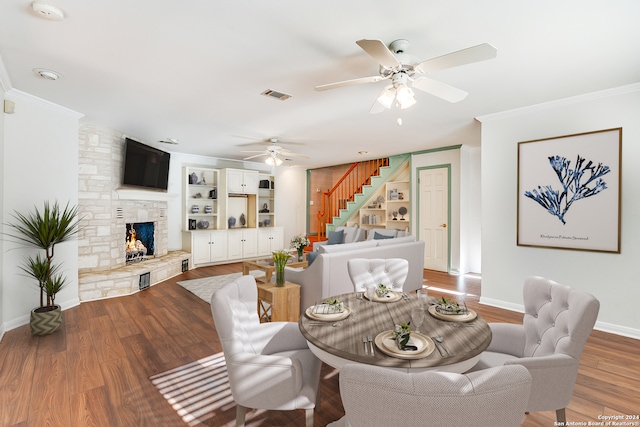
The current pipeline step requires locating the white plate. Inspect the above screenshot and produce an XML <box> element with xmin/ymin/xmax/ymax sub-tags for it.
<box><xmin>374</xmin><ymin>331</ymin><xmax>435</xmax><ymax>359</ymax></box>
<box><xmin>305</xmin><ymin>305</ymin><xmax>351</xmax><ymax>321</ymax></box>
<box><xmin>364</xmin><ymin>291</ymin><xmax>402</xmax><ymax>303</ymax></box>
<box><xmin>428</xmin><ymin>305</ymin><xmax>478</xmax><ymax>322</ymax></box>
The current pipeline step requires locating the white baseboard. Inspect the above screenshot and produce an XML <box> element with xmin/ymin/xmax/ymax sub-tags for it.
<box><xmin>2</xmin><ymin>297</ymin><xmax>81</xmax><ymax>334</ymax></box>
<box><xmin>479</xmin><ymin>297</ymin><xmax>640</xmax><ymax>340</ymax></box>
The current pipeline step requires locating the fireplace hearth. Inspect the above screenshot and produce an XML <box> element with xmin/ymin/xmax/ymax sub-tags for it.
<box><xmin>126</xmin><ymin>222</ymin><xmax>155</xmax><ymax>264</ymax></box>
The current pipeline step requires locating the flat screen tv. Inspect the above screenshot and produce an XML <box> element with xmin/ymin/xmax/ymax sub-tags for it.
<box><xmin>122</xmin><ymin>138</ymin><xmax>171</xmax><ymax>191</ymax></box>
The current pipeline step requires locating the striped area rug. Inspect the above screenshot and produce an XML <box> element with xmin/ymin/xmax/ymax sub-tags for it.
<box><xmin>176</xmin><ymin>270</ymin><xmax>265</xmax><ymax>304</ymax></box>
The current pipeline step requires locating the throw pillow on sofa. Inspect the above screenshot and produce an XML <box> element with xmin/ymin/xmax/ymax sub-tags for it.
<box><xmin>307</xmin><ymin>251</ymin><xmax>318</xmax><ymax>266</ymax></box>
<box><xmin>327</xmin><ymin>229</ymin><xmax>344</xmax><ymax>245</ymax></box>
<box><xmin>373</xmin><ymin>231</ymin><xmax>394</xmax><ymax>240</ymax></box>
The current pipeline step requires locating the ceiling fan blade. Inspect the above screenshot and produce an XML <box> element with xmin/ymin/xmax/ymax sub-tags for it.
<box><xmin>414</xmin><ymin>43</ymin><xmax>497</xmax><ymax>73</ymax></box>
<box><xmin>412</xmin><ymin>77</ymin><xmax>468</xmax><ymax>103</ymax></box>
<box><xmin>243</xmin><ymin>153</ymin><xmax>267</xmax><ymax>160</ymax></box>
<box><xmin>315</xmin><ymin>75</ymin><xmax>386</xmax><ymax>91</ymax></box>
<box><xmin>240</xmin><ymin>150</ymin><xmax>267</xmax><ymax>153</ymax></box>
<box><xmin>356</xmin><ymin>39</ymin><xmax>401</xmax><ymax>68</ymax></box>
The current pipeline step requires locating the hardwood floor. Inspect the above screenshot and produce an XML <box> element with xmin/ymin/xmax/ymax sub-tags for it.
<box><xmin>1</xmin><ymin>265</ymin><xmax>638</xmax><ymax>426</ymax></box>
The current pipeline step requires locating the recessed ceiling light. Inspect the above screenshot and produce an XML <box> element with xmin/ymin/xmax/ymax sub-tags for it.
<box><xmin>358</xmin><ymin>151</ymin><xmax>368</xmax><ymax>155</ymax></box>
<box><xmin>31</xmin><ymin>1</ymin><xmax>64</xmax><ymax>21</ymax></box>
<box><xmin>33</xmin><ymin>68</ymin><xmax>63</xmax><ymax>80</ymax></box>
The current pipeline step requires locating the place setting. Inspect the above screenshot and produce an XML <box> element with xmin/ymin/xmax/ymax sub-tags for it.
<box><xmin>363</xmin><ymin>283</ymin><xmax>403</xmax><ymax>303</ymax></box>
<box><xmin>305</xmin><ymin>297</ymin><xmax>352</xmax><ymax>323</ymax></box>
<box><xmin>428</xmin><ymin>297</ymin><xmax>478</xmax><ymax>323</ymax></box>
<box><xmin>373</xmin><ymin>317</ymin><xmax>436</xmax><ymax>360</ymax></box>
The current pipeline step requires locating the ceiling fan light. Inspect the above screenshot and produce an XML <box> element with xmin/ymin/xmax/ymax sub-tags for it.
<box><xmin>377</xmin><ymin>87</ymin><xmax>395</xmax><ymax>109</ymax></box>
<box><xmin>265</xmin><ymin>154</ymin><xmax>283</xmax><ymax>166</ymax></box>
<box><xmin>396</xmin><ymin>85</ymin><xmax>416</xmax><ymax>109</ymax></box>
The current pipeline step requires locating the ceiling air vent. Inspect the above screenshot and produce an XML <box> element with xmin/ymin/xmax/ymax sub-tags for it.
<box><xmin>261</xmin><ymin>89</ymin><xmax>291</xmax><ymax>101</ymax></box>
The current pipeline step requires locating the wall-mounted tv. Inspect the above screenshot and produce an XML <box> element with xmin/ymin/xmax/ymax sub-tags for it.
<box><xmin>122</xmin><ymin>138</ymin><xmax>171</xmax><ymax>191</ymax></box>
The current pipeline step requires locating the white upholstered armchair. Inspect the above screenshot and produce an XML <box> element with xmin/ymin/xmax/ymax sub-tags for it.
<box><xmin>340</xmin><ymin>364</ymin><xmax>532</xmax><ymax>427</ymax></box>
<box><xmin>210</xmin><ymin>275</ymin><xmax>321</xmax><ymax>427</ymax></box>
<box><xmin>347</xmin><ymin>258</ymin><xmax>409</xmax><ymax>292</ymax></box>
<box><xmin>471</xmin><ymin>276</ymin><xmax>600</xmax><ymax>423</ymax></box>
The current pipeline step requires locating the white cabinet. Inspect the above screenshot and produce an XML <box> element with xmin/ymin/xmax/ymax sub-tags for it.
<box><xmin>225</xmin><ymin>168</ymin><xmax>259</xmax><ymax>194</ymax></box>
<box><xmin>183</xmin><ymin>230</ymin><xmax>228</xmax><ymax>266</ymax></box>
<box><xmin>183</xmin><ymin>167</ymin><xmax>219</xmax><ymax>231</ymax></box>
<box><xmin>227</xmin><ymin>229</ymin><xmax>258</xmax><ymax>259</ymax></box>
<box><xmin>258</xmin><ymin>226</ymin><xmax>284</xmax><ymax>256</ymax></box>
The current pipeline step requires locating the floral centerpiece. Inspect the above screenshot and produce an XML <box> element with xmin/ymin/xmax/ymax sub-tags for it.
<box><xmin>290</xmin><ymin>233</ymin><xmax>310</xmax><ymax>261</ymax></box>
<box><xmin>272</xmin><ymin>250</ymin><xmax>292</xmax><ymax>287</ymax></box>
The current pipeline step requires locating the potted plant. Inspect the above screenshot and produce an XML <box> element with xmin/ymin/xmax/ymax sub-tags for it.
<box><xmin>5</xmin><ymin>201</ymin><xmax>81</xmax><ymax>335</ymax></box>
<box><xmin>290</xmin><ymin>233</ymin><xmax>310</xmax><ymax>261</ymax></box>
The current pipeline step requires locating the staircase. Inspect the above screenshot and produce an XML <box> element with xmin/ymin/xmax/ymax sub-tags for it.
<box><xmin>316</xmin><ymin>154</ymin><xmax>410</xmax><ymax>239</ymax></box>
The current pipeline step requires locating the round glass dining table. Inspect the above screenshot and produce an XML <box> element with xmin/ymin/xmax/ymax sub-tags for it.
<box><xmin>298</xmin><ymin>292</ymin><xmax>492</xmax><ymax>373</ymax></box>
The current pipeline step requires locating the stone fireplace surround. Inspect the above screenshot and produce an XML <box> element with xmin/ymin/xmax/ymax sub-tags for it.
<box><xmin>78</xmin><ymin>125</ymin><xmax>190</xmax><ymax>301</ymax></box>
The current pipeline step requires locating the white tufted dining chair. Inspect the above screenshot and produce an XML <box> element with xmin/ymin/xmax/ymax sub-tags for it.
<box><xmin>470</xmin><ymin>276</ymin><xmax>600</xmax><ymax>424</ymax></box>
<box><xmin>210</xmin><ymin>275</ymin><xmax>321</xmax><ymax>427</ymax></box>
<box><xmin>340</xmin><ymin>364</ymin><xmax>532</xmax><ymax>427</ymax></box>
<box><xmin>347</xmin><ymin>258</ymin><xmax>409</xmax><ymax>292</ymax></box>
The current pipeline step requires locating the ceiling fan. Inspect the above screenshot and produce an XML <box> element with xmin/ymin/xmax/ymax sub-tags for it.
<box><xmin>315</xmin><ymin>39</ymin><xmax>497</xmax><ymax>113</ymax></box>
<box><xmin>242</xmin><ymin>138</ymin><xmax>309</xmax><ymax>166</ymax></box>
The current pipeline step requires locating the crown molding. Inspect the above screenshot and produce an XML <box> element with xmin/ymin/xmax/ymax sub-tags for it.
<box><xmin>6</xmin><ymin>88</ymin><xmax>84</xmax><ymax>119</ymax></box>
<box><xmin>476</xmin><ymin>82</ymin><xmax>640</xmax><ymax>123</ymax></box>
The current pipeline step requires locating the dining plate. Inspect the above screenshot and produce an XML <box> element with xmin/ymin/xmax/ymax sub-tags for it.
<box><xmin>364</xmin><ymin>291</ymin><xmax>402</xmax><ymax>303</ymax></box>
<box><xmin>428</xmin><ymin>305</ymin><xmax>478</xmax><ymax>322</ymax></box>
<box><xmin>374</xmin><ymin>331</ymin><xmax>435</xmax><ymax>359</ymax></box>
<box><xmin>305</xmin><ymin>305</ymin><xmax>351</xmax><ymax>321</ymax></box>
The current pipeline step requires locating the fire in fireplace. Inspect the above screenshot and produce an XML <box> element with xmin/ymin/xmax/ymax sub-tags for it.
<box><xmin>126</xmin><ymin>222</ymin><xmax>155</xmax><ymax>264</ymax></box>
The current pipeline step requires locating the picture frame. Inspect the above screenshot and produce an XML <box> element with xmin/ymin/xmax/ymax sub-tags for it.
<box><xmin>517</xmin><ymin>127</ymin><xmax>622</xmax><ymax>253</ymax></box>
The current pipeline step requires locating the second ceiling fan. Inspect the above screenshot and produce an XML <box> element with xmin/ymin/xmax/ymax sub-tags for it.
<box><xmin>315</xmin><ymin>39</ymin><xmax>497</xmax><ymax>113</ymax></box>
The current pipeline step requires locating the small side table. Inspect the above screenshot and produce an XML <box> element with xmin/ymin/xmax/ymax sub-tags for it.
<box><xmin>257</xmin><ymin>281</ymin><xmax>301</xmax><ymax>323</ymax></box>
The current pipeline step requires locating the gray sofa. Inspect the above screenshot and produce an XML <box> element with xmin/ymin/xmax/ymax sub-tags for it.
<box><xmin>285</xmin><ymin>235</ymin><xmax>425</xmax><ymax>311</ymax></box>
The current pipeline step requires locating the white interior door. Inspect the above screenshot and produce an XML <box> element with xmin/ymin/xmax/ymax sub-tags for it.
<box><xmin>419</xmin><ymin>167</ymin><xmax>449</xmax><ymax>272</ymax></box>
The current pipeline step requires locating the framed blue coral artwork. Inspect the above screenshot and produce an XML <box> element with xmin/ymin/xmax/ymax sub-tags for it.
<box><xmin>517</xmin><ymin>127</ymin><xmax>621</xmax><ymax>253</ymax></box>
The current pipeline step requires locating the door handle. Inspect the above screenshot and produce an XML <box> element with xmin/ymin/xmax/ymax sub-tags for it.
<box><xmin>441</xmin><ymin>224</ymin><xmax>447</xmax><ymax>228</ymax></box>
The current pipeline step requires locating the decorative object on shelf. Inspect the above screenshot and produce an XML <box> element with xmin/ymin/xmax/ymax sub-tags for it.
<box><xmin>194</xmin><ymin>193</ymin><xmax>202</xmax><ymax>198</ymax></box>
<box><xmin>259</xmin><ymin>179</ymin><xmax>270</xmax><ymax>189</ymax></box>
<box><xmin>398</xmin><ymin>192</ymin><xmax>404</xmax><ymax>200</ymax></box>
<box><xmin>189</xmin><ymin>219</ymin><xmax>197</xmax><ymax>230</ymax></box>
<box><xmin>392</xmin><ymin>211</ymin><xmax>398</xmax><ymax>220</ymax></box>
<box><xmin>191</xmin><ymin>205</ymin><xmax>200</xmax><ymax>213</ymax></box>
<box><xmin>228</xmin><ymin>216</ymin><xmax>236</xmax><ymax>228</ymax></box>
<box><xmin>398</xmin><ymin>206</ymin><xmax>408</xmax><ymax>220</ymax></box>
<box><xmin>272</xmin><ymin>250</ymin><xmax>292</xmax><ymax>287</ymax></box>
<box><xmin>259</xmin><ymin>221</ymin><xmax>264</xmax><ymax>227</ymax></box>
<box><xmin>260</xmin><ymin>203</ymin><xmax>270</xmax><ymax>213</ymax></box>
<box><xmin>197</xmin><ymin>173</ymin><xmax>206</xmax><ymax>185</ymax></box>
<box><xmin>389</xmin><ymin>188</ymin><xmax>399</xmax><ymax>200</ymax></box>
<box><xmin>204</xmin><ymin>205</ymin><xmax>213</xmax><ymax>214</ymax></box>
<box><xmin>189</xmin><ymin>172</ymin><xmax>198</xmax><ymax>184</ymax></box>
<box><xmin>197</xmin><ymin>220</ymin><xmax>210</xmax><ymax>229</ymax></box>
<box><xmin>209</xmin><ymin>189</ymin><xmax>217</xmax><ymax>199</ymax></box>
<box><xmin>5</xmin><ymin>201</ymin><xmax>81</xmax><ymax>335</ymax></box>
<box><xmin>264</xmin><ymin>218</ymin><xmax>271</xmax><ymax>227</ymax></box>
<box><xmin>239</xmin><ymin>213</ymin><xmax>246</xmax><ymax>226</ymax></box>
<box><xmin>291</xmin><ymin>233</ymin><xmax>310</xmax><ymax>261</ymax></box>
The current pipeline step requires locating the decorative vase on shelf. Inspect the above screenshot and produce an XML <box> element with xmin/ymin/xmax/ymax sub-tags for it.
<box><xmin>228</xmin><ymin>216</ymin><xmax>236</xmax><ymax>228</ymax></box>
<box><xmin>240</xmin><ymin>213</ymin><xmax>246</xmax><ymax>227</ymax></box>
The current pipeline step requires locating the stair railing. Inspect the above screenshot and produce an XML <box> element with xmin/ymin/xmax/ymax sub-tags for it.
<box><xmin>317</xmin><ymin>157</ymin><xmax>389</xmax><ymax>238</ymax></box>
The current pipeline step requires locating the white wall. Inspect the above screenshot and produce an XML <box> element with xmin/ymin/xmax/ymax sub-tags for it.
<box><xmin>274</xmin><ymin>166</ymin><xmax>307</xmax><ymax>247</ymax></box>
<box><xmin>0</xmin><ymin>76</ymin><xmax>6</xmax><ymax>339</ymax></box>
<box><xmin>478</xmin><ymin>83</ymin><xmax>640</xmax><ymax>338</ymax></box>
<box><xmin>2</xmin><ymin>90</ymin><xmax>83</xmax><ymax>332</ymax></box>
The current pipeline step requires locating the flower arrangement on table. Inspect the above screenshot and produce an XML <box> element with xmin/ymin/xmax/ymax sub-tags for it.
<box><xmin>290</xmin><ymin>233</ymin><xmax>310</xmax><ymax>261</ymax></box>
<box><xmin>272</xmin><ymin>250</ymin><xmax>292</xmax><ymax>287</ymax></box>
<box><xmin>435</xmin><ymin>297</ymin><xmax>468</xmax><ymax>315</ymax></box>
